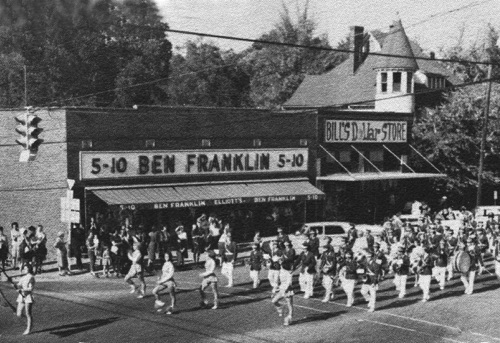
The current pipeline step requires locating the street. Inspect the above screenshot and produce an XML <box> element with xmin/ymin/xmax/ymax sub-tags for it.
<box><xmin>1</xmin><ymin>257</ymin><xmax>500</xmax><ymax>343</ymax></box>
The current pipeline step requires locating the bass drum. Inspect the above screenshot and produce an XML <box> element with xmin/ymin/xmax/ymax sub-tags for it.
<box><xmin>452</xmin><ymin>251</ymin><xmax>471</xmax><ymax>274</ymax></box>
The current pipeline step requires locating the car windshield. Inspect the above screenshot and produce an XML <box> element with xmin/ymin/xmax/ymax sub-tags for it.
<box><xmin>324</xmin><ymin>225</ymin><xmax>345</xmax><ymax>235</ymax></box>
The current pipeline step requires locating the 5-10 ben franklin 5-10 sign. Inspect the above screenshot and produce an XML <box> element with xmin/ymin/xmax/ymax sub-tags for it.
<box><xmin>80</xmin><ymin>149</ymin><xmax>308</xmax><ymax>180</ymax></box>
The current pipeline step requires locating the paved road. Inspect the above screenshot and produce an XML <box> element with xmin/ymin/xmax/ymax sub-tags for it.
<box><xmin>1</xmin><ymin>258</ymin><xmax>500</xmax><ymax>343</ymax></box>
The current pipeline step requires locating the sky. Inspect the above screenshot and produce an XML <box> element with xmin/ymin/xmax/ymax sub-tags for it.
<box><xmin>155</xmin><ymin>0</ymin><xmax>500</xmax><ymax>55</ymax></box>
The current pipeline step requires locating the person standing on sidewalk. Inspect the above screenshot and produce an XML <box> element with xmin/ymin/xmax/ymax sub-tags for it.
<box><xmin>152</xmin><ymin>252</ymin><xmax>177</xmax><ymax>314</ymax></box>
<box><xmin>54</xmin><ymin>231</ymin><xmax>71</xmax><ymax>276</ymax></box>
<box><xmin>33</xmin><ymin>225</ymin><xmax>47</xmax><ymax>274</ymax></box>
<box><xmin>87</xmin><ymin>231</ymin><xmax>100</xmax><ymax>277</ymax></box>
<box><xmin>16</xmin><ymin>264</ymin><xmax>36</xmax><ymax>335</ymax></box>
<box><xmin>199</xmin><ymin>250</ymin><xmax>219</xmax><ymax>310</ymax></box>
<box><xmin>10</xmin><ymin>222</ymin><xmax>21</xmax><ymax>270</ymax></box>
<box><xmin>0</xmin><ymin>226</ymin><xmax>8</xmax><ymax>271</ymax></box>
<box><xmin>125</xmin><ymin>242</ymin><xmax>146</xmax><ymax>298</ymax></box>
<box><xmin>70</xmin><ymin>224</ymin><xmax>85</xmax><ymax>271</ymax></box>
<box><xmin>191</xmin><ymin>224</ymin><xmax>204</xmax><ymax>267</ymax></box>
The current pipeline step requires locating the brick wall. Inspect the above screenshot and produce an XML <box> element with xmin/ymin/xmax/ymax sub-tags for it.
<box><xmin>0</xmin><ymin>108</ymin><xmax>68</xmax><ymax>261</ymax></box>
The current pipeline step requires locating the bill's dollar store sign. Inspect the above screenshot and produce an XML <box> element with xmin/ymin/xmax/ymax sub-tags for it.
<box><xmin>80</xmin><ymin>149</ymin><xmax>308</xmax><ymax>180</ymax></box>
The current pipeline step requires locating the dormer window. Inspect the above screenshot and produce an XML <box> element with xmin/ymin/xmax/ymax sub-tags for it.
<box><xmin>429</xmin><ymin>76</ymin><xmax>445</xmax><ymax>89</ymax></box>
<box><xmin>381</xmin><ymin>72</ymin><xmax>388</xmax><ymax>93</ymax></box>
<box><xmin>393</xmin><ymin>72</ymin><xmax>402</xmax><ymax>92</ymax></box>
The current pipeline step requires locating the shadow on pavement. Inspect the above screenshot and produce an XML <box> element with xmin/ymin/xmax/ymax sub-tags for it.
<box><xmin>34</xmin><ymin>316</ymin><xmax>121</xmax><ymax>337</ymax></box>
<box><xmin>292</xmin><ymin>310</ymin><xmax>347</xmax><ymax>325</ymax></box>
<box><xmin>376</xmin><ymin>297</ymin><xmax>421</xmax><ymax>311</ymax></box>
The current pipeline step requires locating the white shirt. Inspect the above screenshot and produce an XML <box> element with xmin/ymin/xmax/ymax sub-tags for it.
<box><xmin>158</xmin><ymin>261</ymin><xmax>175</xmax><ymax>283</ymax></box>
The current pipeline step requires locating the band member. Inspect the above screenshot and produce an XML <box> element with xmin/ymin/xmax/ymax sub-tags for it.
<box><xmin>359</xmin><ymin>249</ymin><xmax>382</xmax><ymax>312</ymax></box>
<box><xmin>433</xmin><ymin>240</ymin><xmax>448</xmax><ymax>290</ymax></box>
<box><xmin>477</xmin><ymin>230</ymin><xmax>489</xmax><ymax>273</ymax></box>
<box><xmin>249</xmin><ymin>242</ymin><xmax>263</xmax><ymax>288</ymax></box>
<box><xmin>16</xmin><ymin>264</ymin><xmax>35</xmax><ymax>335</ymax></box>
<box><xmin>320</xmin><ymin>237</ymin><xmax>337</xmax><ymax>302</ymax></box>
<box><xmin>266</xmin><ymin>241</ymin><xmax>282</xmax><ymax>296</ymax></box>
<box><xmin>346</xmin><ymin>224</ymin><xmax>358</xmax><ymax>249</ymax></box>
<box><xmin>280</xmin><ymin>240</ymin><xmax>296</xmax><ymax>276</ymax></box>
<box><xmin>200</xmin><ymin>250</ymin><xmax>219</xmax><ymax>310</ymax></box>
<box><xmin>339</xmin><ymin>250</ymin><xmax>357</xmax><ymax>307</ymax></box>
<box><xmin>418</xmin><ymin>247</ymin><xmax>433</xmax><ymax>302</ymax></box>
<box><xmin>373</xmin><ymin>242</ymin><xmax>388</xmax><ymax>279</ymax></box>
<box><xmin>221</xmin><ymin>233</ymin><xmax>237</xmax><ymax>287</ymax></box>
<box><xmin>457</xmin><ymin>227</ymin><xmax>468</xmax><ymax>245</ymax></box>
<box><xmin>152</xmin><ymin>252</ymin><xmax>177</xmax><ymax>314</ymax></box>
<box><xmin>461</xmin><ymin>238</ymin><xmax>482</xmax><ymax>295</ymax></box>
<box><xmin>444</xmin><ymin>228</ymin><xmax>458</xmax><ymax>281</ymax></box>
<box><xmin>54</xmin><ymin>231</ymin><xmax>71</xmax><ymax>276</ymax></box>
<box><xmin>272</xmin><ymin>261</ymin><xmax>294</xmax><ymax>326</ymax></box>
<box><xmin>392</xmin><ymin>246</ymin><xmax>410</xmax><ymax>298</ymax></box>
<box><xmin>306</xmin><ymin>230</ymin><xmax>320</xmax><ymax>258</ymax></box>
<box><xmin>125</xmin><ymin>242</ymin><xmax>146</xmax><ymax>298</ymax></box>
<box><xmin>300</xmin><ymin>244</ymin><xmax>317</xmax><ymax>299</ymax></box>
<box><xmin>276</xmin><ymin>227</ymin><xmax>290</xmax><ymax>250</ymax></box>
<box><xmin>410</xmin><ymin>239</ymin><xmax>426</xmax><ymax>287</ymax></box>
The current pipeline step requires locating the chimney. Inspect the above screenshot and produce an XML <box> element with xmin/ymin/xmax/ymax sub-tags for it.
<box><xmin>430</xmin><ymin>51</ymin><xmax>435</xmax><ymax>59</ymax></box>
<box><xmin>350</xmin><ymin>26</ymin><xmax>364</xmax><ymax>73</ymax></box>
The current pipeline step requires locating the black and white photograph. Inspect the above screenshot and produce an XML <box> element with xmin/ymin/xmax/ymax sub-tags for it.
<box><xmin>1</xmin><ymin>0</ymin><xmax>500</xmax><ymax>342</ymax></box>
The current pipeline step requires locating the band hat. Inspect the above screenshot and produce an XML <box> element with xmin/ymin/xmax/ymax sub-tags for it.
<box><xmin>207</xmin><ymin>250</ymin><xmax>216</xmax><ymax>258</ymax></box>
<box><xmin>57</xmin><ymin>231</ymin><xmax>64</xmax><ymax>237</ymax></box>
<box><xmin>277</xmin><ymin>227</ymin><xmax>283</xmax><ymax>232</ymax></box>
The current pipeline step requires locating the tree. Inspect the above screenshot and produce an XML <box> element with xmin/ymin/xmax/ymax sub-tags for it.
<box><xmin>412</xmin><ymin>24</ymin><xmax>500</xmax><ymax>207</ymax></box>
<box><xmin>240</xmin><ymin>3</ymin><xmax>348</xmax><ymax>109</ymax></box>
<box><xmin>0</xmin><ymin>0</ymin><xmax>172</xmax><ymax>107</ymax></box>
<box><xmin>166</xmin><ymin>40</ymin><xmax>251</xmax><ymax>107</ymax></box>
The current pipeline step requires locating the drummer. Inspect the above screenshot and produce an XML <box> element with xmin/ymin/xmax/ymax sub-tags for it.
<box><xmin>444</xmin><ymin>228</ymin><xmax>458</xmax><ymax>281</ymax></box>
<box><xmin>460</xmin><ymin>238</ymin><xmax>482</xmax><ymax>295</ymax></box>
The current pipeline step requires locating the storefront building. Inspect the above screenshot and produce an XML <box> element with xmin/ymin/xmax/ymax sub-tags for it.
<box><xmin>0</xmin><ymin>106</ymin><xmax>324</xmax><ymax>254</ymax></box>
<box><xmin>284</xmin><ymin>21</ymin><xmax>453</xmax><ymax>223</ymax></box>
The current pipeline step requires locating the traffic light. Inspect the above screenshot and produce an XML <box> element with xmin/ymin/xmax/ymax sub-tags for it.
<box><xmin>14</xmin><ymin>109</ymin><xmax>43</xmax><ymax>162</ymax></box>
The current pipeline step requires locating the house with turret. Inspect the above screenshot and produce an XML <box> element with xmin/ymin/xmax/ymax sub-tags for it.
<box><xmin>282</xmin><ymin>20</ymin><xmax>455</xmax><ymax>223</ymax></box>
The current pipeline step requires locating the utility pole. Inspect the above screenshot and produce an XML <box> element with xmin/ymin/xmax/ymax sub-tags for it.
<box><xmin>23</xmin><ymin>65</ymin><xmax>27</xmax><ymax>107</ymax></box>
<box><xmin>476</xmin><ymin>61</ymin><xmax>493</xmax><ymax>207</ymax></box>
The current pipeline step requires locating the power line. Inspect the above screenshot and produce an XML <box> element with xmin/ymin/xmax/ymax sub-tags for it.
<box><xmin>164</xmin><ymin>28</ymin><xmax>496</xmax><ymax>66</ymax></box>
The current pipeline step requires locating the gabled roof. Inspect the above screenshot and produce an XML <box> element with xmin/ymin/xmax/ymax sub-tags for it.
<box><xmin>374</xmin><ymin>20</ymin><xmax>418</xmax><ymax>70</ymax></box>
<box><xmin>283</xmin><ymin>55</ymin><xmax>378</xmax><ymax>108</ymax></box>
<box><xmin>284</xmin><ymin>22</ymin><xmax>462</xmax><ymax>109</ymax></box>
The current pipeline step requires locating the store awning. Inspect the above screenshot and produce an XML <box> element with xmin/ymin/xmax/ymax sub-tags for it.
<box><xmin>317</xmin><ymin>172</ymin><xmax>446</xmax><ymax>182</ymax></box>
<box><xmin>88</xmin><ymin>178</ymin><xmax>324</xmax><ymax>210</ymax></box>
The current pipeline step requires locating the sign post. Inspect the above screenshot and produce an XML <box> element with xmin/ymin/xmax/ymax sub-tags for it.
<box><xmin>61</xmin><ymin>179</ymin><xmax>78</xmax><ymax>269</ymax></box>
